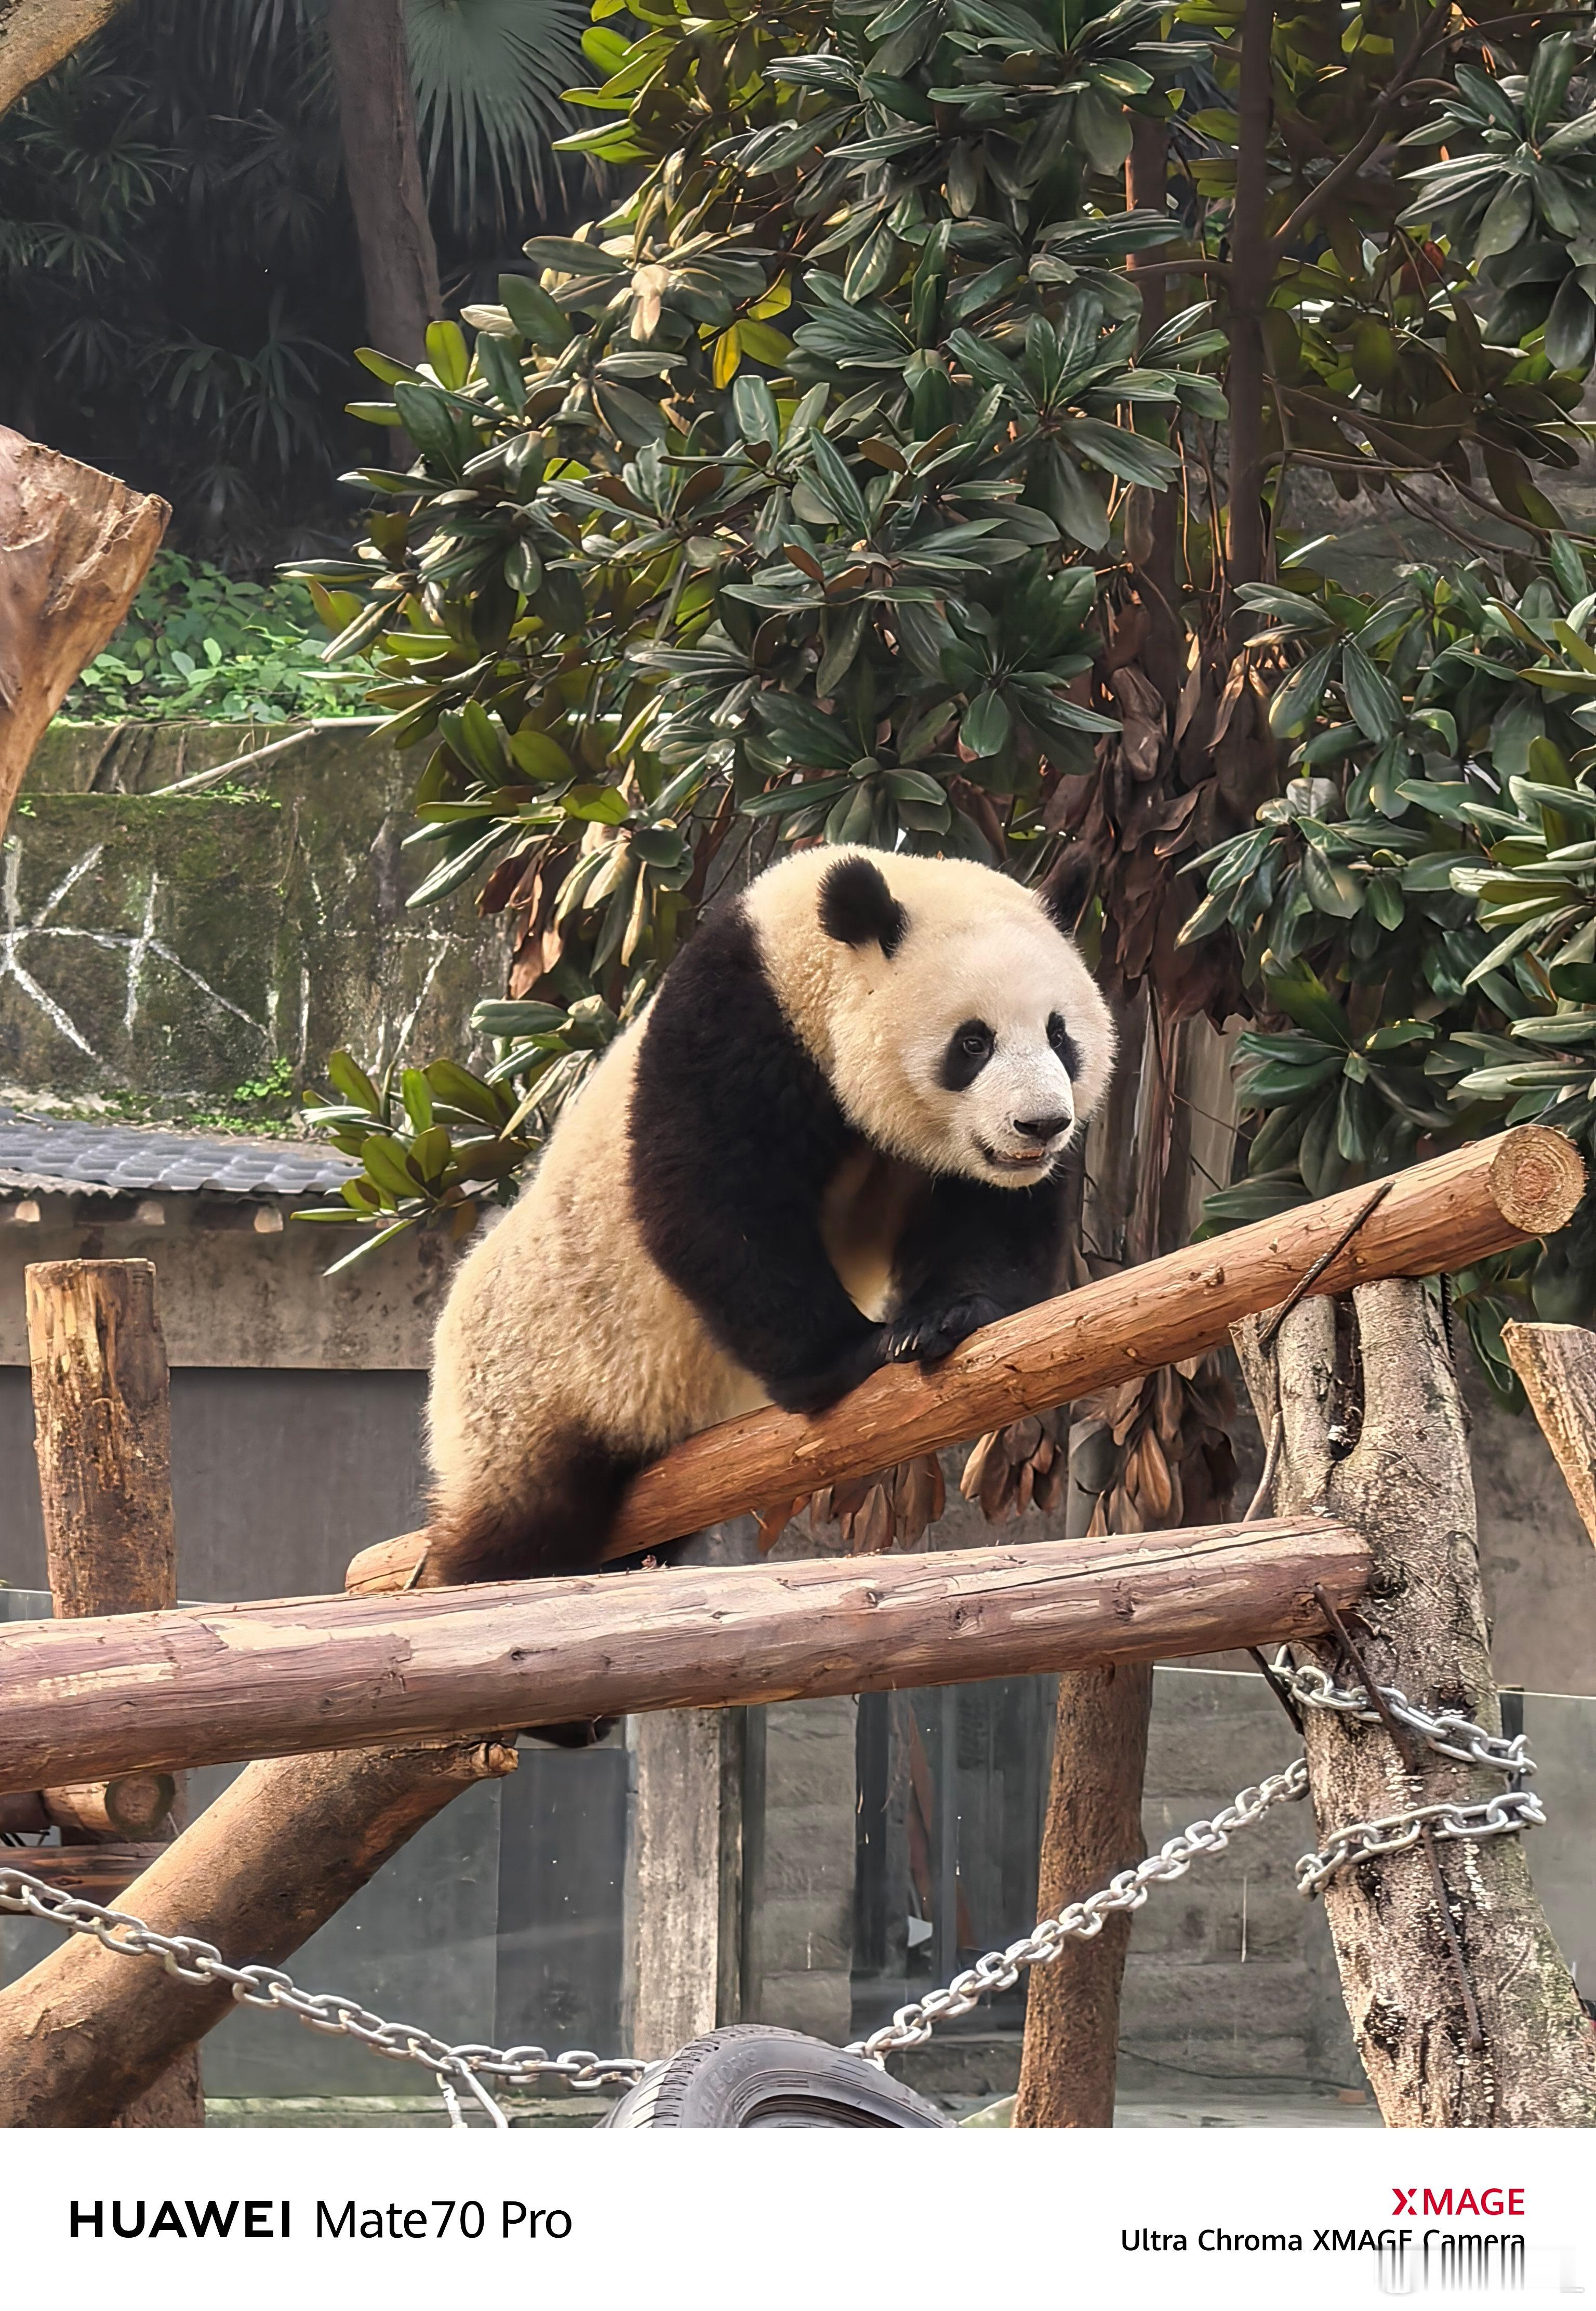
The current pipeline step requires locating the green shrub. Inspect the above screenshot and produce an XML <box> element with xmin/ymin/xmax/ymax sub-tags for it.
<box><xmin>61</xmin><ymin>551</ymin><xmax>369</xmax><ymax>724</ymax></box>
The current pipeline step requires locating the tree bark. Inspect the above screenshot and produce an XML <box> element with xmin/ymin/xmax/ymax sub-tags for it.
<box><xmin>0</xmin><ymin>1738</ymin><xmax>517</xmax><ymax>2126</ymax></box>
<box><xmin>1013</xmin><ymin>1661</ymin><xmax>1152</xmax><ymax>2128</ymax></box>
<box><xmin>0</xmin><ymin>429</ymin><xmax>166</xmax><ymax>839</ymax></box>
<box><xmin>28</xmin><ymin>1261</ymin><xmax>175</xmax><ymax>1618</ymax></box>
<box><xmin>0</xmin><ymin>1516</ymin><xmax>1368</xmax><ymax>1792</ymax></box>
<box><xmin>1124</xmin><ymin>118</ymin><xmax>1183</xmax><ymax>702</ymax></box>
<box><xmin>1234</xmin><ymin>1281</ymin><xmax>1596</xmax><ymax>2126</ymax></box>
<box><xmin>0</xmin><ymin>0</ymin><xmax>128</xmax><ymax>114</ymax></box>
<box><xmin>348</xmin><ymin>1126</ymin><xmax>1584</xmax><ymax>1589</ymax></box>
<box><xmin>324</xmin><ymin>0</ymin><xmax>441</xmax><ymax>367</ymax></box>
<box><xmin>1502</xmin><ymin>1318</ymin><xmax>1596</xmax><ymax>1550</ymax></box>
<box><xmin>1226</xmin><ymin>0</ymin><xmax>1277</xmax><ymax>590</ymax></box>
<box><xmin>25</xmin><ymin>1259</ymin><xmax>197</xmax><ymax>2124</ymax></box>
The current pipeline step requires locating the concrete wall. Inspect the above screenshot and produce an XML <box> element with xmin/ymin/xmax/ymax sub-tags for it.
<box><xmin>7</xmin><ymin>722</ymin><xmax>508</xmax><ymax>1111</ymax></box>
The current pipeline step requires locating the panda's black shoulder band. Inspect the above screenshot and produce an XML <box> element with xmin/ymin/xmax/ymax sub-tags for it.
<box><xmin>818</xmin><ymin>855</ymin><xmax>907</xmax><ymax>958</ymax></box>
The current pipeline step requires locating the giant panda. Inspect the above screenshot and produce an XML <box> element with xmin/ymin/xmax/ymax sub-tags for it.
<box><xmin>422</xmin><ymin>844</ymin><xmax>1115</xmax><ymax>1600</ymax></box>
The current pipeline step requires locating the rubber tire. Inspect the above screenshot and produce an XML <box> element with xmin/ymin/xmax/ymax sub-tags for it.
<box><xmin>601</xmin><ymin>2026</ymin><xmax>949</xmax><ymax>2129</ymax></box>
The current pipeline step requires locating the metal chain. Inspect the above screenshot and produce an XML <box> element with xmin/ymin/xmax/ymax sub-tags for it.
<box><xmin>0</xmin><ymin>1864</ymin><xmax>648</xmax><ymax>2127</ymax></box>
<box><xmin>0</xmin><ymin>1657</ymin><xmax>1545</xmax><ymax>2110</ymax></box>
<box><xmin>845</xmin><ymin>1756</ymin><xmax>1311</xmax><ymax>2063</ymax></box>
<box><xmin>1268</xmin><ymin>1649</ymin><xmax>1545</xmax><ymax>1900</ymax></box>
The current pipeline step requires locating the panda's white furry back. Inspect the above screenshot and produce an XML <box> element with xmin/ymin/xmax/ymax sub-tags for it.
<box><xmin>423</xmin><ymin>846</ymin><xmax>1114</xmax><ymax>1591</ymax></box>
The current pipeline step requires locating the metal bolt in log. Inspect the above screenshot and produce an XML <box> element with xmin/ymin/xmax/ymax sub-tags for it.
<box><xmin>1234</xmin><ymin>1280</ymin><xmax>1596</xmax><ymax>2126</ymax></box>
<box><xmin>24</xmin><ymin>1259</ymin><xmax>196</xmax><ymax>2126</ymax></box>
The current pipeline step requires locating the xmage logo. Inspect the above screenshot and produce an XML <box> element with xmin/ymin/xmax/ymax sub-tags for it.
<box><xmin>1393</xmin><ymin>2192</ymin><xmax>1527</xmax><ymax>2219</ymax></box>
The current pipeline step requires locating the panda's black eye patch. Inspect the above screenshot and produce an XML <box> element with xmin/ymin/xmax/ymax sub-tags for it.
<box><xmin>1047</xmin><ymin>1011</ymin><xmax>1080</xmax><ymax>1077</ymax></box>
<box><xmin>941</xmin><ymin>1019</ymin><xmax>994</xmax><ymax>1091</ymax></box>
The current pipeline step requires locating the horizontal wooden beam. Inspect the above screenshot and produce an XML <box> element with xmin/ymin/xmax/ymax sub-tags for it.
<box><xmin>0</xmin><ymin>1515</ymin><xmax>1367</xmax><ymax>1793</ymax></box>
<box><xmin>341</xmin><ymin>1125</ymin><xmax>1583</xmax><ymax>1595</ymax></box>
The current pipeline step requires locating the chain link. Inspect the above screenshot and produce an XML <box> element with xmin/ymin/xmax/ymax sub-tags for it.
<box><xmin>845</xmin><ymin>1757</ymin><xmax>1311</xmax><ymax>2062</ymax></box>
<box><xmin>0</xmin><ymin>1657</ymin><xmax>1545</xmax><ymax>2109</ymax></box>
<box><xmin>1268</xmin><ymin>1648</ymin><xmax>1544</xmax><ymax>1900</ymax></box>
<box><xmin>0</xmin><ymin>1865</ymin><xmax>648</xmax><ymax>2126</ymax></box>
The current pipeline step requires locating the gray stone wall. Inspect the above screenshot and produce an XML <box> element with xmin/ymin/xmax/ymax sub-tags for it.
<box><xmin>6</xmin><ymin>723</ymin><xmax>508</xmax><ymax>1111</ymax></box>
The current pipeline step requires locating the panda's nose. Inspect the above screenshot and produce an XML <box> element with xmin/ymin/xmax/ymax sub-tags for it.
<box><xmin>1014</xmin><ymin>1112</ymin><xmax>1071</xmax><ymax>1143</ymax></box>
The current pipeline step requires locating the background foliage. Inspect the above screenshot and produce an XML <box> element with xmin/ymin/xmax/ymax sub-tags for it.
<box><xmin>299</xmin><ymin>0</ymin><xmax>1596</xmax><ymax>1439</ymax></box>
<box><xmin>62</xmin><ymin>551</ymin><xmax>367</xmax><ymax>723</ymax></box>
<box><xmin>0</xmin><ymin>0</ymin><xmax>590</xmax><ymax>562</ymax></box>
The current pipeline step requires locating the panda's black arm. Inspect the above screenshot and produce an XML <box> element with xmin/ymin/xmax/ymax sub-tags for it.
<box><xmin>885</xmin><ymin>1171</ymin><xmax>1070</xmax><ymax>1365</ymax></box>
<box><xmin>629</xmin><ymin>907</ymin><xmax>887</xmax><ymax>1414</ymax></box>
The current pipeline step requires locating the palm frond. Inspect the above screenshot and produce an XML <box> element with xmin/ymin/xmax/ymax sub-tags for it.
<box><xmin>404</xmin><ymin>0</ymin><xmax>589</xmax><ymax>225</ymax></box>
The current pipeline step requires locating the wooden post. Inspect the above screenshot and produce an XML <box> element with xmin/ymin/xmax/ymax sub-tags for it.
<box><xmin>1502</xmin><ymin>1319</ymin><xmax>1596</xmax><ymax>1548</ymax></box>
<box><xmin>0</xmin><ymin>429</ymin><xmax>166</xmax><ymax>838</ymax></box>
<box><xmin>0</xmin><ymin>1738</ymin><xmax>517</xmax><ymax>2127</ymax></box>
<box><xmin>1235</xmin><ymin>1280</ymin><xmax>1596</xmax><ymax>2125</ymax></box>
<box><xmin>0</xmin><ymin>1514</ymin><xmax>1371</xmax><ymax>1791</ymax></box>
<box><xmin>24</xmin><ymin>1257</ymin><xmax>197</xmax><ymax>2126</ymax></box>
<box><xmin>622</xmin><ymin>1710</ymin><xmax>745</xmax><ymax>2060</ymax></box>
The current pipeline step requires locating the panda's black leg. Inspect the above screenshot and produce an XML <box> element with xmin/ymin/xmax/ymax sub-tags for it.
<box><xmin>885</xmin><ymin>1172</ymin><xmax>1070</xmax><ymax>1366</ymax></box>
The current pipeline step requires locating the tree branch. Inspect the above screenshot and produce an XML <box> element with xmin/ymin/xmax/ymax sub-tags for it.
<box><xmin>1270</xmin><ymin>0</ymin><xmax>1453</xmax><ymax>259</ymax></box>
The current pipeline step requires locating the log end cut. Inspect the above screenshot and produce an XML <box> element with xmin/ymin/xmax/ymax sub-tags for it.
<box><xmin>1488</xmin><ymin>1124</ymin><xmax>1585</xmax><ymax>1238</ymax></box>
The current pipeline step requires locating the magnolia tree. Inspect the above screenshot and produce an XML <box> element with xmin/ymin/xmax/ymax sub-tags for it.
<box><xmin>294</xmin><ymin>0</ymin><xmax>1596</xmax><ymax>2120</ymax></box>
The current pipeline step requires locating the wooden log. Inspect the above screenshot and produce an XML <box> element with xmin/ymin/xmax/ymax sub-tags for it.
<box><xmin>6</xmin><ymin>1844</ymin><xmax>166</xmax><ymax>1898</ymax></box>
<box><xmin>0</xmin><ymin>431</ymin><xmax>166</xmax><ymax>839</ymax></box>
<box><xmin>28</xmin><ymin>1260</ymin><xmax>176</xmax><ymax>1617</ymax></box>
<box><xmin>0</xmin><ymin>1738</ymin><xmax>518</xmax><ymax>2127</ymax></box>
<box><xmin>25</xmin><ymin>1257</ymin><xmax>195</xmax><ymax>2126</ymax></box>
<box><xmin>1235</xmin><ymin>1281</ymin><xmax>1596</xmax><ymax>2126</ymax></box>
<box><xmin>42</xmin><ymin>1773</ymin><xmax>174</xmax><ymax>1840</ymax></box>
<box><xmin>0</xmin><ymin>0</ymin><xmax>131</xmax><ymax>113</ymax></box>
<box><xmin>345</xmin><ymin>1126</ymin><xmax>1584</xmax><ymax>1595</ymax></box>
<box><xmin>0</xmin><ymin>1515</ymin><xmax>1368</xmax><ymax>1792</ymax></box>
<box><xmin>1502</xmin><ymin>1318</ymin><xmax>1596</xmax><ymax>1549</ymax></box>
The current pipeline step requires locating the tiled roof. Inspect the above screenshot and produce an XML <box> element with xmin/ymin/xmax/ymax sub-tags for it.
<box><xmin>0</xmin><ymin>1105</ymin><xmax>356</xmax><ymax>1198</ymax></box>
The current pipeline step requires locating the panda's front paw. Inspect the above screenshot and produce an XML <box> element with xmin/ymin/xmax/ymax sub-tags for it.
<box><xmin>885</xmin><ymin>1295</ymin><xmax>1004</xmax><ymax>1367</ymax></box>
<box><xmin>768</xmin><ymin>1329</ymin><xmax>888</xmax><ymax>1414</ymax></box>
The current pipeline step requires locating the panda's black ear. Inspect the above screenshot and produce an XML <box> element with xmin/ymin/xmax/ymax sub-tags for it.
<box><xmin>1035</xmin><ymin>846</ymin><xmax>1095</xmax><ymax>937</ymax></box>
<box><xmin>819</xmin><ymin>855</ymin><xmax>907</xmax><ymax>958</ymax></box>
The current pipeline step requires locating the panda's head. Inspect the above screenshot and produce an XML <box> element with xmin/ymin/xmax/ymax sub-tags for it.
<box><xmin>748</xmin><ymin>847</ymin><xmax>1115</xmax><ymax>1187</ymax></box>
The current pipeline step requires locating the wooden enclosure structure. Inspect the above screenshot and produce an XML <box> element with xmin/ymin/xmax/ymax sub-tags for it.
<box><xmin>1</xmin><ymin>1122</ymin><xmax>1594</xmax><ymax>2128</ymax></box>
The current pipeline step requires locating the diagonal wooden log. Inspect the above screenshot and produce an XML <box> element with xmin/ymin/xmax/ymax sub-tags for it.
<box><xmin>1502</xmin><ymin>1318</ymin><xmax>1596</xmax><ymax>1549</ymax></box>
<box><xmin>349</xmin><ymin>1126</ymin><xmax>1585</xmax><ymax>1593</ymax></box>
<box><xmin>1234</xmin><ymin>1281</ymin><xmax>1596</xmax><ymax>2127</ymax></box>
<box><xmin>0</xmin><ymin>427</ymin><xmax>167</xmax><ymax>838</ymax></box>
<box><xmin>0</xmin><ymin>0</ymin><xmax>129</xmax><ymax>113</ymax></box>
<box><xmin>0</xmin><ymin>1738</ymin><xmax>517</xmax><ymax>2127</ymax></box>
<box><xmin>0</xmin><ymin>1515</ymin><xmax>1368</xmax><ymax>1792</ymax></box>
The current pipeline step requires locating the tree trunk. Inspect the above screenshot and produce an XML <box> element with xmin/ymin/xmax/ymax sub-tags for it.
<box><xmin>25</xmin><ymin>1259</ymin><xmax>197</xmax><ymax>2126</ymax></box>
<box><xmin>0</xmin><ymin>0</ymin><xmax>128</xmax><ymax>114</ymax></box>
<box><xmin>324</xmin><ymin>0</ymin><xmax>441</xmax><ymax>367</ymax></box>
<box><xmin>1124</xmin><ymin>118</ymin><xmax>1182</xmax><ymax>703</ymax></box>
<box><xmin>1226</xmin><ymin>0</ymin><xmax>1278</xmax><ymax>590</ymax></box>
<box><xmin>1013</xmin><ymin>1661</ymin><xmax>1151</xmax><ymax>2128</ymax></box>
<box><xmin>0</xmin><ymin>428</ymin><xmax>166</xmax><ymax>839</ymax></box>
<box><xmin>1234</xmin><ymin>1281</ymin><xmax>1596</xmax><ymax>2125</ymax></box>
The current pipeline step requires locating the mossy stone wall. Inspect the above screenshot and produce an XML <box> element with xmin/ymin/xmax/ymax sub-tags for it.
<box><xmin>5</xmin><ymin>724</ymin><xmax>507</xmax><ymax>1113</ymax></box>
